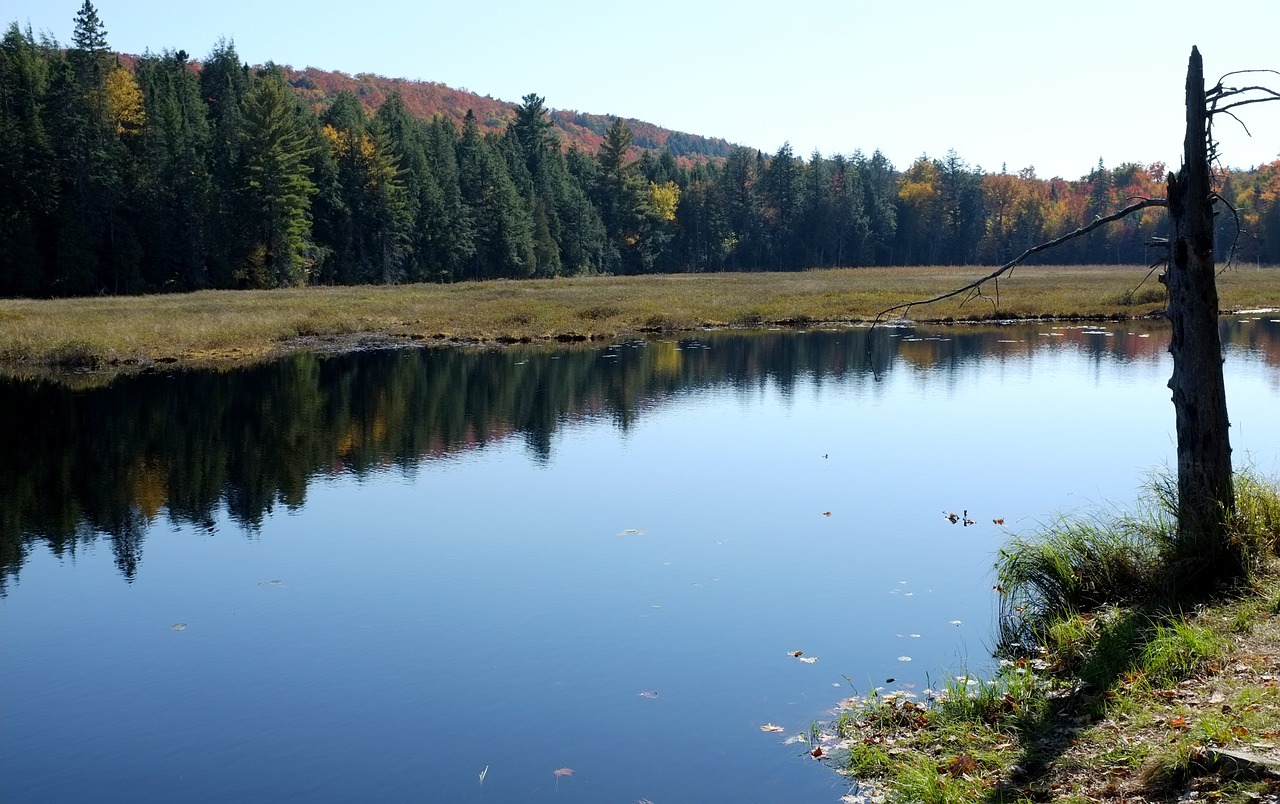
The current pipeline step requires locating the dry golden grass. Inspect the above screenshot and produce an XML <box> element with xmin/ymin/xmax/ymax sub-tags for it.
<box><xmin>1</xmin><ymin>265</ymin><xmax>1277</xmax><ymax>372</ymax></box>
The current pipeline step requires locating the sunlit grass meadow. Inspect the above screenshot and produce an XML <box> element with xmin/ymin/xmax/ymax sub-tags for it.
<box><xmin>1</xmin><ymin>264</ymin><xmax>1277</xmax><ymax>372</ymax></box>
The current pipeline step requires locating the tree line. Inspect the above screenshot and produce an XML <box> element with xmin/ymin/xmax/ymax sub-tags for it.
<box><xmin>3</xmin><ymin>4</ymin><xmax>1279</xmax><ymax>298</ymax></box>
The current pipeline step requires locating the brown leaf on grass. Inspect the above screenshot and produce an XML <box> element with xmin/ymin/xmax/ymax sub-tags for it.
<box><xmin>553</xmin><ymin>767</ymin><xmax>574</xmax><ymax>777</ymax></box>
<box><xmin>944</xmin><ymin>752</ymin><xmax>978</xmax><ymax>776</ymax></box>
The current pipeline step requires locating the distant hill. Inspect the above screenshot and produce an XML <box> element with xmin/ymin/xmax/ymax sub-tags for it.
<box><xmin>279</xmin><ymin>66</ymin><xmax>735</xmax><ymax>163</ymax></box>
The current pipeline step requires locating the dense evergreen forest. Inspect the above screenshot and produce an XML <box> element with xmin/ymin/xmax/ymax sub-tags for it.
<box><xmin>2</xmin><ymin>3</ymin><xmax>1279</xmax><ymax>298</ymax></box>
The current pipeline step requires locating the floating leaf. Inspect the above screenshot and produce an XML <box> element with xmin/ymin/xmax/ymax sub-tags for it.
<box><xmin>993</xmin><ymin>518</ymin><xmax>1005</xmax><ymax>525</ymax></box>
<box><xmin>759</xmin><ymin>723</ymin><xmax>784</xmax><ymax>733</ymax></box>
<box><xmin>810</xmin><ymin>746</ymin><xmax>825</xmax><ymax>759</ymax></box>
<box><xmin>783</xmin><ymin>733</ymin><xmax>808</xmax><ymax>745</ymax></box>
<box><xmin>798</xmin><ymin>656</ymin><xmax>818</xmax><ymax>664</ymax></box>
<box><xmin>638</xmin><ymin>690</ymin><xmax>660</xmax><ymax>699</ymax></box>
<box><xmin>885</xmin><ymin>677</ymin><xmax>895</xmax><ymax>683</ymax></box>
<box><xmin>787</xmin><ymin>650</ymin><xmax>803</xmax><ymax>657</ymax></box>
<box><xmin>950</xmin><ymin>620</ymin><xmax>963</xmax><ymax>626</ymax></box>
<box><xmin>478</xmin><ymin>766</ymin><xmax>488</xmax><ymax>784</ymax></box>
<box><xmin>553</xmin><ymin>767</ymin><xmax>574</xmax><ymax>778</ymax></box>
<box><xmin>822</xmin><ymin>511</ymin><xmax>832</xmax><ymax>517</ymax></box>
<box><xmin>171</xmin><ymin>623</ymin><xmax>187</xmax><ymax>631</ymax></box>
<box><xmin>616</xmin><ymin>528</ymin><xmax>648</xmax><ymax>536</ymax></box>
<box><xmin>897</xmin><ymin>656</ymin><xmax>912</xmax><ymax>662</ymax></box>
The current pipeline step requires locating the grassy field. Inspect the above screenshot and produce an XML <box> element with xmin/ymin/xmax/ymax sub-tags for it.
<box><xmin>1</xmin><ymin>264</ymin><xmax>1277</xmax><ymax>373</ymax></box>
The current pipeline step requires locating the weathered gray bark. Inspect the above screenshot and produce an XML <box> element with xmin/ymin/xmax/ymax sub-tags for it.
<box><xmin>1162</xmin><ymin>47</ymin><xmax>1234</xmax><ymax>566</ymax></box>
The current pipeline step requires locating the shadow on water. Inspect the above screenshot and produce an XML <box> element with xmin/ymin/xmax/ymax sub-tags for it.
<box><xmin>2</xmin><ymin>318</ymin><xmax>1276</xmax><ymax>592</ymax></box>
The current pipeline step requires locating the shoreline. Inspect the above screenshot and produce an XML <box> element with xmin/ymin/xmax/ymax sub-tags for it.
<box><xmin>1</xmin><ymin>265</ymin><xmax>1277</xmax><ymax>378</ymax></box>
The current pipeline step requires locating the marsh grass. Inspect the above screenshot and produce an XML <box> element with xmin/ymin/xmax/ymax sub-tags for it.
<box><xmin>830</xmin><ymin>476</ymin><xmax>1280</xmax><ymax>802</ymax></box>
<box><xmin>996</xmin><ymin>472</ymin><xmax>1280</xmax><ymax>648</ymax></box>
<box><xmin>2</xmin><ymin>264</ymin><xmax>1276</xmax><ymax>372</ymax></box>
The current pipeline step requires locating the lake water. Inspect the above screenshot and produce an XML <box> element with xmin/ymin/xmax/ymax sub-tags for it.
<box><xmin>2</xmin><ymin>318</ymin><xmax>1278</xmax><ymax>803</ymax></box>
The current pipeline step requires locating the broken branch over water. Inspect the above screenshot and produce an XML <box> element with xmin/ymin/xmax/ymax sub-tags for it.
<box><xmin>875</xmin><ymin>198</ymin><xmax>1169</xmax><ymax>323</ymax></box>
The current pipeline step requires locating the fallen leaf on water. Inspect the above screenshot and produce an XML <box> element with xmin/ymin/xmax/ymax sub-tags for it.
<box><xmin>810</xmin><ymin>746</ymin><xmax>825</xmax><ymax>759</ymax></box>
<box><xmin>897</xmin><ymin>656</ymin><xmax>912</xmax><ymax>662</ymax></box>
<box><xmin>787</xmin><ymin>650</ymin><xmax>803</xmax><ymax>657</ymax></box>
<box><xmin>171</xmin><ymin>623</ymin><xmax>187</xmax><ymax>631</ymax></box>
<box><xmin>993</xmin><ymin>518</ymin><xmax>1005</xmax><ymax>525</ymax></box>
<box><xmin>822</xmin><ymin>511</ymin><xmax>832</xmax><ymax>517</ymax></box>
<box><xmin>553</xmin><ymin>768</ymin><xmax>574</xmax><ymax>777</ymax></box>
<box><xmin>798</xmin><ymin>656</ymin><xmax>818</xmax><ymax>664</ymax></box>
<box><xmin>478</xmin><ymin>766</ymin><xmax>488</xmax><ymax>784</ymax></box>
<box><xmin>616</xmin><ymin>528</ymin><xmax>648</xmax><ymax>536</ymax></box>
<box><xmin>784</xmin><ymin>733</ymin><xmax>808</xmax><ymax>745</ymax></box>
<box><xmin>950</xmin><ymin>620</ymin><xmax>963</xmax><ymax>626</ymax></box>
<box><xmin>760</xmin><ymin>723</ymin><xmax>785</xmax><ymax>732</ymax></box>
<box><xmin>639</xmin><ymin>690</ymin><xmax>660</xmax><ymax>699</ymax></box>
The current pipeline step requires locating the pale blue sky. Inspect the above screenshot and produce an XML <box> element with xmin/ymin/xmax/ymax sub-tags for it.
<box><xmin>8</xmin><ymin>0</ymin><xmax>1279</xmax><ymax>178</ymax></box>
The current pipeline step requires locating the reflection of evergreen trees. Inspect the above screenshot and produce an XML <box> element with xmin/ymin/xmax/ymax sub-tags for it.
<box><xmin>3</xmin><ymin>320</ymin><xmax>1276</xmax><ymax>590</ymax></box>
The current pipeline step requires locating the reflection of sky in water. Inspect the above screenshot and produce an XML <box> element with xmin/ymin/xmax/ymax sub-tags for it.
<box><xmin>2</xmin><ymin>320</ymin><xmax>1278</xmax><ymax>803</ymax></box>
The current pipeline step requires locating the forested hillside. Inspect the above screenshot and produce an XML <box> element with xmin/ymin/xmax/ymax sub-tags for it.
<box><xmin>277</xmin><ymin>65</ymin><xmax>734</xmax><ymax>163</ymax></box>
<box><xmin>2</xmin><ymin>4</ymin><xmax>1278</xmax><ymax>298</ymax></box>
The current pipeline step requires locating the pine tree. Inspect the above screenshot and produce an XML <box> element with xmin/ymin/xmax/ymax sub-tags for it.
<box><xmin>135</xmin><ymin>49</ymin><xmax>212</xmax><ymax>290</ymax></box>
<box><xmin>0</xmin><ymin>24</ymin><xmax>57</xmax><ymax>295</ymax></box>
<box><xmin>238</xmin><ymin>69</ymin><xmax>317</xmax><ymax>287</ymax></box>
<box><xmin>456</xmin><ymin>110</ymin><xmax>534</xmax><ymax>279</ymax></box>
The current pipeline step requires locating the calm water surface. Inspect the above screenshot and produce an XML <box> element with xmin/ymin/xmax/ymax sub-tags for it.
<box><xmin>2</xmin><ymin>319</ymin><xmax>1278</xmax><ymax>803</ymax></box>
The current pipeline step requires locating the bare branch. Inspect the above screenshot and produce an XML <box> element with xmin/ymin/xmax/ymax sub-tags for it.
<box><xmin>1214</xmin><ymin>68</ymin><xmax>1280</xmax><ymax>84</ymax></box>
<box><xmin>1212</xmin><ymin>96</ymin><xmax>1280</xmax><ymax>115</ymax></box>
<box><xmin>1210</xmin><ymin>85</ymin><xmax>1280</xmax><ymax>102</ymax></box>
<box><xmin>1212</xmin><ymin>192</ymin><xmax>1244</xmax><ymax>271</ymax></box>
<box><xmin>1216</xmin><ymin>108</ymin><xmax>1252</xmax><ymax>136</ymax></box>
<box><xmin>873</xmin><ymin>198</ymin><xmax>1169</xmax><ymax>324</ymax></box>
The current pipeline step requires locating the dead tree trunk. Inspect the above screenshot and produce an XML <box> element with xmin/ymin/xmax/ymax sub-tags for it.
<box><xmin>1162</xmin><ymin>46</ymin><xmax>1235</xmax><ymax>577</ymax></box>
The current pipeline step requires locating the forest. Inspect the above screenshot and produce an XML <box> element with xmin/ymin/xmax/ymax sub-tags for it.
<box><xmin>2</xmin><ymin>3</ymin><xmax>1279</xmax><ymax>298</ymax></box>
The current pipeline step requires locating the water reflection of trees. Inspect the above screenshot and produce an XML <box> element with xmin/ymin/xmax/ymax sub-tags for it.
<box><xmin>3</xmin><ymin>319</ymin><xmax>1276</xmax><ymax>589</ymax></box>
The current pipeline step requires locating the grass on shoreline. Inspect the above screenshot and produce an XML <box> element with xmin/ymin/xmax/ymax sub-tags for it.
<box><xmin>820</xmin><ymin>475</ymin><xmax>1280</xmax><ymax>803</ymax></box>
<box><xmin>2</xmin><ymin>264</ymin><xmax>1277</xmax><ymax>374</ymax></box>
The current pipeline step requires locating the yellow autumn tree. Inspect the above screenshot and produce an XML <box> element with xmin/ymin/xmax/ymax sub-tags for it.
<box><xmin>647</xmin><ymin>180</ymin><xmax>680</xmax><ymax>222</ymax></box>
<box><xmin>103</xmin><ymin>66</ymin><xmax>145</xmax><ymax>135</ymax></box>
